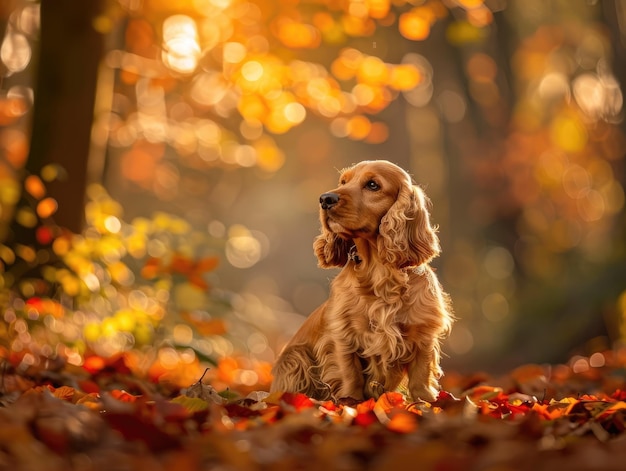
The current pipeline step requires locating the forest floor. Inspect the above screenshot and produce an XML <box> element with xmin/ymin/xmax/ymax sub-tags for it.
<box><xmin>2</xmin><ymin>352</ymin><xmax>626</xmax><ymax>471</ymax></box>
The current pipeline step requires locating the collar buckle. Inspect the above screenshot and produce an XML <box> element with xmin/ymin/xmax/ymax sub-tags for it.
<box><xmin>348</xmin><ymin>245</ymin><xmax>361</xmax><ymax>265</ymax></box>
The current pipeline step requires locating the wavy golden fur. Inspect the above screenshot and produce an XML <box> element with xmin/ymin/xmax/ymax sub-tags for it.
<box><xmin>271</xmin><ymin>160</ymin><xmax>453</xmax><ymax>402</ymax></box>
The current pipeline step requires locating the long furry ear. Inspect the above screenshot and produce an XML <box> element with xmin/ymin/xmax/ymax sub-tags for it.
<box><xmin>378</xmin><ymin>184</ymin><xmax>440</xmax><ymax>267</ymax></box>
<box><xmin>313</xmin><ymin>226</ymin><xmax>351</xmax><ymax>268</ymax></box>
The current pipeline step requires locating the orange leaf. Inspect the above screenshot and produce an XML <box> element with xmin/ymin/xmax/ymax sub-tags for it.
<box><xmin>169</xmin><ymin>254</ymin><xmax>194</xmax><ymax>274</ymax></box>
<box><xmin>531</xmin><ymin>399</ymin><xmax>576</xmax><ymax>420</ymax></box>
<box><xmin>141</xmin><ymin>257</ymin><xmax>161</xmax><ymax>279</ymax></box>
<box><xmin>387</xmin><ymin>411</ymin><xmax>418</xmax><ymax>433</ymax></box>
<box><xmin>83</xmin><ymin>355</ymin><xmax>106</xmax><ymax>374</ymax></box>
<box><xmin>261</xmin><ymin>391</ymin><xmax>284</xmax><ymax>405</ymax></box>
<box><xmin>374</xmin><ymin>392</ymin><xmax>405</xmax><ymax>414</ymax></box>
<box><xmin>356</xmin><ymin>398</ymin><xmax>376</xmax><ymax>414</ymax></box>
<box><xmin>52</xmin><ymin>385</ymin><xmax>77</xmax><ymax>401</ymax></box>
<box><xmin>182</xmin><ymin>316</ymin><xmax>226</xmax><ymax>336</ymax></box>
<box><xmin>195</xmin><ymin>256</ymin><xmax>219</xmax><ymax>273</ymax></box>
<box><xmin>75</xmin><ymin>392</ymin><xmax>102</xmax><ymax>410</ymax></box>
<box><xmin>111</xmin><ymin>389</ymin><xmax>141</xmax><ymax>403</ymax></box>
<box><xmin>187</xmin><ymin>274</ymin><xmax>209</xmax><ymax>291</ymax></box>
<box><xmin>597</xmin><ymin>401</ymin><xmax>626</xmax><ymax>420</ymax></box>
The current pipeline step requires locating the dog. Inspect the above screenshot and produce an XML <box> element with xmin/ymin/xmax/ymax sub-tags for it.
<box><xmin>271</xmin><ymin>160</ymin><xmax>453</xmax><ymax>402</ymax></box>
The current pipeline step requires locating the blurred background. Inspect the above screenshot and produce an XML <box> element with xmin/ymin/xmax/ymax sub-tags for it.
<box><xmin>0</xmin><ymin>0</ymin><xmax>625</xmax><ymax>390</ymax></box>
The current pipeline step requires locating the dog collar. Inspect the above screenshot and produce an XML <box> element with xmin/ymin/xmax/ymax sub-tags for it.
<box><xmin>348</xmin><ymin>247</ymin><xmax>425</xmax><ymax>274</ymax></box>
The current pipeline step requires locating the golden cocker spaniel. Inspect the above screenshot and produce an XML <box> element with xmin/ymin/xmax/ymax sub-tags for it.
<box><xmin>271</xmin><ymin>160</ymin><xmax>453</xmax><ymax>402</ymax></box>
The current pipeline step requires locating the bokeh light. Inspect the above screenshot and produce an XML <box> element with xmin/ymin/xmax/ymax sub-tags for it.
<box><xmin>0</xmin><ymin>0</ymin><xmax>625</xmax><ymax>390</ymax></box>
<box><xmin>162</xmin><ymin>15</ymin><xmax>201</xmax><ymax>75</ymax></box>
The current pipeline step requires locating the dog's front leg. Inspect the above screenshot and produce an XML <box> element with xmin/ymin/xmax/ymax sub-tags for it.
<box><xmin>342</xmin><ymin>351</ymin><xmax>366</xmax><ymax>400</ymax></box>
<box><xmin>324</xmin><ymin>342</ymin><xmax>365</xmax><ymax>400</ymax></box>
<box><xmin>362</xmin><ymin>358</ymin><xmax>405</xmax><ymax>399</ymax></box>
<box><xmin>407</xmin><ymin>345</ymin><xmax>441</xmax><ymax>402</ymax></box>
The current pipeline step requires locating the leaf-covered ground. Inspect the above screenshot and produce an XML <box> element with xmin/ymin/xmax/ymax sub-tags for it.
<box><xmin>2</xmin><ymin>352</ymin><xmax>626</xmax><ymax>471</ymax></box>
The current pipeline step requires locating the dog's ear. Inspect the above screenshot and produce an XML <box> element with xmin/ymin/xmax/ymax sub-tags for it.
<box><xmin>313</xmin><ymin>221</ymin><xmax>351</xmax><ymax>268</ymax></box>
<box><xmin>378</xmin><ymin>184</ymin><xmax>440</xmax><ymax>267</ymax></box>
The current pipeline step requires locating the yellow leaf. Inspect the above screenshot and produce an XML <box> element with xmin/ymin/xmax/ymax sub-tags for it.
<box><xmin>171</xmin><ymin>395</ymin><xmax>210</xmax><ymax>412</ymax></box>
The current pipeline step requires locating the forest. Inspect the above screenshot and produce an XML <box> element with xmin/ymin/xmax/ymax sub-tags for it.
<box><xmin>0</xmin><ymin>0</ymin><xmax>626</xmax><ymax>468</ymax></box>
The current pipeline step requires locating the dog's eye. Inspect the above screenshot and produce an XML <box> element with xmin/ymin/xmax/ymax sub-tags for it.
<box><xmin>365</xmin><ymin>180</ymin><xmax>380</xmax><ymax>191</ymax></box>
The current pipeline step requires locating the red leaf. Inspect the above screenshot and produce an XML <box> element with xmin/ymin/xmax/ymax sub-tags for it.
<box><xmin>612</xmin><ymin>390</ymin><xmax>626</xmax><ymax>401</ymax></box>
<box><xmin>154</xmin><ymin>398</ymin><xmax>193</xmax><ymax>421</ymax></box>
<box><xmin>280</xmin><ymin>392</ymin><xmax>315</xmax><ymax>411</ymax></box>
<box><xmin>102</xmin><ymin>412</ymin><xmax>180</xmax><ymax>451</ymax></box>
<box><xmin>170</xmin><ymin>253</ymin><xmax>195</xmax><ymax>274</ymax></box>
<box><xmin>353</xmin><ymin>410</ymin><xmax>377</xmax><ymax>427</ymax></box>
<box><xmin>78</xmin><ymin>379</ymin><xmax>100</xmax><ymax>394</ymax></box>
<box><xmin>432</xmin><ymin>390</ymin><xmax>461</xmax><ymax>408</ymax></box>
<box><xmin>36</xmin><ymin>226</ymin><xmax>54</xmax><ymax>245</ymax></box>
<box><xmin>111</xmin><ymin>389</ymin><xmax>141</xmax><ymax>403</ymax></box>
<box><xmin>83</xmin><ymin>353</ymin><xmax>133</xmax><ymax>376</ymax></box>
<box><xmin>187</xmin><ymin>274</ymin><xmax>209</xmax><ymax>290</ymax></box>
<box><xmin>320</xmin><ymin>400</ymin><xmax>339</xmax><ymax>412</ymax></box>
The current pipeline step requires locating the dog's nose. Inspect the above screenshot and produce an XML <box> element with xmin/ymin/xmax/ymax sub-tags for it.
<box><xmin>320</xmin><ymin>192</ymin><xmax>340</xmax><ymax>210</ymax></box>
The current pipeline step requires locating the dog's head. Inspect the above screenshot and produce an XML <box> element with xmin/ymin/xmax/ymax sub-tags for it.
<box><xmin>314</xmin><ymin>160</ymin><xmax>440</xmax><ymax>268</ymax></box>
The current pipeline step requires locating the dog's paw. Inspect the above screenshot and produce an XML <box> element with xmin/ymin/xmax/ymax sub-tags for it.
<box><xmin>365</xmin><ymin>380</ymin><xmax>385</xmax><ymax>399</ymax></box>
<box><xmin>410</xmin><ymin>384</ymin><xmax>439</xmax><ymax>403</ymax></box>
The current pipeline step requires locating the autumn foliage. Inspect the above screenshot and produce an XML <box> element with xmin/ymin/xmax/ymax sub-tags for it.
<box><xmin>1</xmin><ymin>350</ymin><xmax>626</xmax><ymax>470</ymax></box>
<box><xmin>0</xmin><ymin>0</ymin><xmax>625</xmax><ymax>468</ymax></box>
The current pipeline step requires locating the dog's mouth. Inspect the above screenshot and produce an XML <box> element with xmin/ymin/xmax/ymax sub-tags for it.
<box><xmin>325</xmin><ymin>216</ymin><xmax>350</xmax><ymax>237</ymax></box>
<box><xmin>325</xmin><ymin>213</ymin><xmax>374</xmax><ymax>239</ymax></box>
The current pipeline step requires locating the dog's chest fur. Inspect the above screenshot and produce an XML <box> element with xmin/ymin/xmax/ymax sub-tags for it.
<box><xmin>324</xmin><ymin>267</ymin><xmax>424</xmax><ymax>366</ymax></box>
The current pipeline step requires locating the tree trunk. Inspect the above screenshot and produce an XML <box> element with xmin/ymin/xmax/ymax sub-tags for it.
<box><xmin>25</xmin><ymin>0</ymin><xmax>105</xmax><ymax>233</ymax></box>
